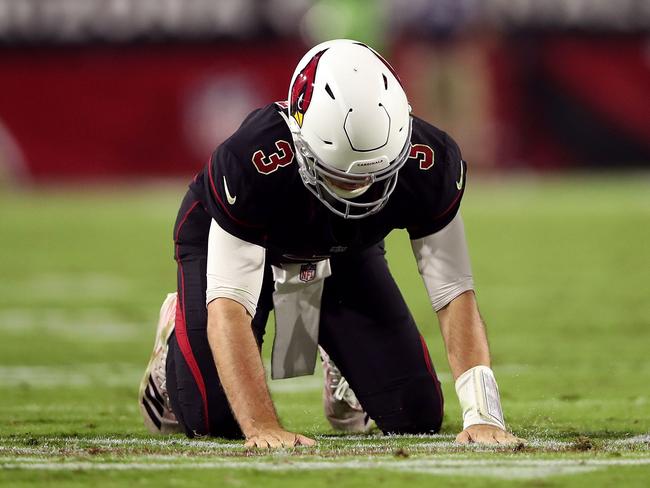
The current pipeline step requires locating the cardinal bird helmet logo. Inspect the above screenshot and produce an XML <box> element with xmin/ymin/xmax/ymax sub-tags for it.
<box><xmin>289</xmin><ymin>49</ymin><xmax>328</xmax><ymax>128</ymax></box>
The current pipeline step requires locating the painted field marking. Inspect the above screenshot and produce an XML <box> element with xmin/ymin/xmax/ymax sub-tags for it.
<box><xmin>1</xmin><ymin>435</ymin><xmax>649</xmax><ymax>456</ymax></box>
<box><xmin>0</xmin><ymin>273</ymin><xmax>132</xmax><ymax>300</ymax></box>
<box><xmin>0</xmin><ymin>364</ymin><xmax>142</xmax><ymax>387</ymax></box>
<box><xmin>3</xmin><ymin>457</ymin><xmax>650</xmax><ymax>480</ymax></box>
<box><xmin>0</xmin><ymin>307</ymin><xmax>140</xmax><ymax>340</ymax></box>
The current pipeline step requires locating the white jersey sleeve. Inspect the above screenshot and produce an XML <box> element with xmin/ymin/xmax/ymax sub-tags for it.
<box><xmin>410</xmin><ymin>213</ymin><xmax>474</xmax><ymax>311</ymax></box>
<box><xmin>206</xmin><ymin>219</ymin><xmax>266</xmax><ymax>317</ymax></box>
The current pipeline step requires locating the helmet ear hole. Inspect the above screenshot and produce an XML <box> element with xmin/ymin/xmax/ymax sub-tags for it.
<box><xmin>382</xmin><ymin>73</ymin><xmax>388</xmax><ymax>89</ymax></box>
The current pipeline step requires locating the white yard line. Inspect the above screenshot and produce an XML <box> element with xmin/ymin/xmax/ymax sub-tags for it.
<box><xmin>50</xmin><ymin>437</ymin><xmax>244</xmax><ymax>449</ymax></box>
<box><xmin>2</xmin><ymin>435</ymin><xmax>650</xmax><ymax>481</ymax></box>
<box><xmin>1</xmin><ymin>435</ymin><xmax>648</xmax><ymax>454</ymax></box>
<box><xmin>330</xmin><ymin>434</ymin><xmax>456</xmax><ymax>441</ymax></box>
<box><xmin>3</xmin><ymin>457</ymin><xmax>650</xmax><ymax>480</ymax></box>
<box><xmin>611</xmin><ymin>435</ymin><xmax>650</xmax><ymax>445</ymax></box>
<box><xmin>0</xmin><ymin>364</ymin><xmax>141</xmax><ymax>387</ymax></box>
<box><xmin>0</xmin><ymin>308</ymin><xmax>140</xmax><ymax>341</ymax></box>
<box><xmin>0</xmin><ymin>273</ymin><xmax>132</xmax><ymax>300</ymax></box>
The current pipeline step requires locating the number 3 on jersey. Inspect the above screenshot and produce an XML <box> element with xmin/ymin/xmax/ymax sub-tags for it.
<box><xmin>252</xmin><ymin>140</ymin><xmax>294</xmax><ymax>174</ymax></box>
<box><xmin>409</xmin><ymin>144</ymin><xmax>434</xmax><ymax>170</ymax></box>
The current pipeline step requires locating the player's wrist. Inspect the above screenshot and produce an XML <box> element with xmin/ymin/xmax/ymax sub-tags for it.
<box><xmin>242</xmin><ymin>417</ymin><xmax>282</xmax><ymax>437</ymax></box>
<box><xmin>454</xmin><ymin>365</ymin><xmax>506</xmax><ymax>430</ymax></box>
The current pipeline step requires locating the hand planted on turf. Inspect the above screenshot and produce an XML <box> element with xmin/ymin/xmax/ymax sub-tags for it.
<box><xmin>244</xmin><ymin>427</ymin><xmax>316</xmax><ymax>449</ymax></box>
<box><xmin>455</xmin><ymin>424</ymin><xmax>525</xmax><ymax>445</ymax></box>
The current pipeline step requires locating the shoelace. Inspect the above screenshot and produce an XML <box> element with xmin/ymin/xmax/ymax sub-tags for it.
<box><xmin>152</xmin><ymin>345</ymin><xmax>169</xmax><ymax>401</ymax></box>
<box><xmin>329</xmin><ymin>367</ymin><xmax>360</xmax><ymax>407</ymax></box>
<box><xmin>152</xmin><ymin>318</ymin><xmax>175</xmax><ymax>404</ymax></box>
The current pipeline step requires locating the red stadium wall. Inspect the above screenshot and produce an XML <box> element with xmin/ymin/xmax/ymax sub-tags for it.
<box><xmin>0</xmin><ymin>36</ymin><xmax>648</xmax><ymax>182</ymax></box>
<box><xmin>487</xmin><ymin>34</ymin><xmax>650</xmax><ymax>169</ymax></box>
<box><xmin>0</xmin><ymin>42</ymin><xmax>304</xmax><ymax>181</ymax></box>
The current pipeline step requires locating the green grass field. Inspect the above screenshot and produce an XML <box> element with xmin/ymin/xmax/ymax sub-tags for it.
<box><xmin>1</xmin><ymin>175</ymin><xmax>649</xmax><ymax>487</ymax></box>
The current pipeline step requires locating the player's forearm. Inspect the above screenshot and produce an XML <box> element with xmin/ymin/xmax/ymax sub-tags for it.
<box><xmin>207</xmin><ymin>298</ymin><xmax>281</xmax><ymax>436</ymax></box>
<box><xmin>437</xmin><ymin>290</ymin><xmax>491</xmax><ymax>380</ymax></box>
<box><xmin>439</xmin><ymin>291</ymin><xmax>511</xmax><ymax>434</ymax></box>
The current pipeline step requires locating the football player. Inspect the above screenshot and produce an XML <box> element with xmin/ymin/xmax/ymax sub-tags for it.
<box><xmin>138</xmin><ymin>39</ymin><xmax>523</xmax><ymax>448</ymax></box>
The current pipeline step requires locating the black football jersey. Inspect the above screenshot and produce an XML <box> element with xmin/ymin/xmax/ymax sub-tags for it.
<box><xmin>188</xmin><ymin>102</ymin><xmax>466</xmax><ymax>263</ymax></box>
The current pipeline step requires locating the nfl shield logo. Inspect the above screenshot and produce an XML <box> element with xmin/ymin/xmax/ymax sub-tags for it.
<box><xmin>299</xmin><ymin>263</ymin><xmax>317</xmax><ymax>283</ymax></box>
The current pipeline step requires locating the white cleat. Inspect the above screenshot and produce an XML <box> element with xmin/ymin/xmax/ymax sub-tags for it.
<box><xmin>138</xmin><ymin>292</ymin><xmax>183</xmax><ymax>435</ymax></box>
<box><xmin>320</xmin><ymin>346</ymin><xmax>374</xmax><ymax>433</ymax></box>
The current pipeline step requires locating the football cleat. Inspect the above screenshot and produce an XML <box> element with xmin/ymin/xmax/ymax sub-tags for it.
<box><xmin>320</xmin><ymin>346</ymin><xmax>374</xmax><ymax>433</ymax></box>
<box><xmin>138</xmin><ymin>292</ymin><xmax>183</xmax><ymax>435</ymax></box>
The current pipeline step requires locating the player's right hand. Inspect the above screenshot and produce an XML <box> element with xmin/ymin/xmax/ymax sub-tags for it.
<box><xmin>244</xmin><ymin>427</ymin><xmax>316</xmax><ymax>449</ymax></box>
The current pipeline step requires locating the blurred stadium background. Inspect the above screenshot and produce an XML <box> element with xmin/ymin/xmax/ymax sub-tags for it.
<box><xmin>1</xmin><ymin>1</ymin><xmax>649</xmax><ymax>485</ymax></box>
<box><xmin>1</xmin><ymin>0</ymin><xmax>649</xmax><ymax>183</ymax></box>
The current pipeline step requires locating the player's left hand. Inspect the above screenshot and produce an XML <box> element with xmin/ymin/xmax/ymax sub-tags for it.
<box><xmin>455</xmin><ymin>424</ymin><xmax>525</xmax><ymax>445</ymax></box>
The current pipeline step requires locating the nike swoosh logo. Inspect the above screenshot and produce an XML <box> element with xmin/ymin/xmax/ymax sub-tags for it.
<box><xmin>456</xmin><ymin>160</ymin><xmax>465</xmax><ymax>190</ymax></box>
<box><xmin>223</xmin><ymin>176</ymin><xmax>236</xmax><ymax>205</ymax></box>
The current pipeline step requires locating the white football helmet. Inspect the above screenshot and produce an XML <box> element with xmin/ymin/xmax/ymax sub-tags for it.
<box><xmin>285</xmin><ymin>39</ymin><xmax>412</xmax><ymax>219</ymax></box>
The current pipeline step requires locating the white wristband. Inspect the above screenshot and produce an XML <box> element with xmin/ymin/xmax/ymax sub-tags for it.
<box><xmin>455</xmin><ymin>365</ymin><xmax>506</xmax><ymax>430</ymax></box>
